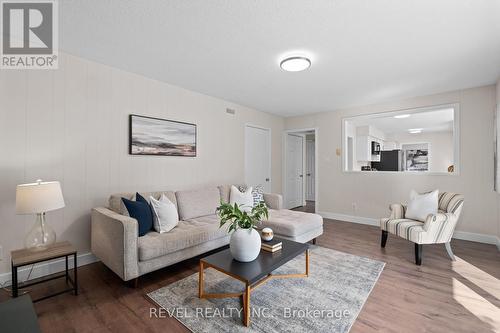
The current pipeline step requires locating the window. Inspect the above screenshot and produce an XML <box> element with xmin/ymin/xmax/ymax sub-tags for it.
<box><xmin>342</xmin><ymin>104</ymin><xmax>459</xmax><ymax>174</ymax></box>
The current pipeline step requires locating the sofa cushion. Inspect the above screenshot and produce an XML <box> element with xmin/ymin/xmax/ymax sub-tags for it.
<box><xmin>137</xmin><ymin>214</ymin><xmax>228</xmax><ymax>261</ymax></box>
<box><xmin>406</xmin><ymin>189</ymin><xmax>438</xmax><ymax>222</ymax></box>
<box><xmin>150</xmin><ymin>194</ymin><xmax>179</xmax><ymax>233</ymax></box>
<box><xmin>122</xmin><ymin>193</ymin><xmax>153</xmax><ymax>237</ymax></box>
<box><xmin>239</xmin><ymin>184</ymin><xmax>264</xmax><ymax>207</ymax></box>
<box><xmin>218</xmin><ymin>185</ymin><xmax>231</xmax><ymax>204</ymax></box>
<box><xmin>109</xmin><ymin>191</ymin><xmax>177</xmax><ymax>215</ymax></box>
<box><xmin>175</xmin><ymin>187</ymin><xmax>220</xmax><ymax>220</ymax></box>
<box><xmin>229</xmin><ymin>185</ymin><xmax>254</xmax><ymax>212</ymax></box>
<box><xmin>259</xmin><ymin>209</ymin><xmax>323</xmax><ymax>237</ymax></box>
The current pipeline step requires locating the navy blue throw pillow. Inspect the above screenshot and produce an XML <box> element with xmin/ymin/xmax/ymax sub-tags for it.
<box><xmin>122</xmin><ymin>193</ymin><xmax>153</xmax><ymax>237</ymax></box>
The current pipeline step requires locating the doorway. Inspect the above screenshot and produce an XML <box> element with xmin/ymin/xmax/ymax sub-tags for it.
<box><xmin>245</xmin><ymin>125</ymin><xmax>272</xmax><ymax>193</ymax></box>
<box><xmin>286</xmin><ymin>133</ymin><xmax>304</xmax><ymax>208</ymax></box>
<box><xmin>283</xmin><ymin>128</ymin><xmax>318</xmax><ymax>212</ymax></box>
<box><xmin>305</xmin><ymin>136</ymin><xmax>315</xmax><ymax>201</ymax></box>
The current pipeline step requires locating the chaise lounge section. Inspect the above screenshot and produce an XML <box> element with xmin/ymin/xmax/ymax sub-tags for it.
<box><xmin>91</xmin><ymin>185</ymin><xmax>323</xmax><ymax>283</ymax></box>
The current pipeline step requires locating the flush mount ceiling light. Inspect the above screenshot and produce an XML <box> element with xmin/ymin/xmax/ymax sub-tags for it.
<box><xmin>280</xmin><ymin>56</ymin><xmax>311</xmax><ymax>72</ymax></box>
<box><xmin>394</xmin><ymin>114</ymin><xmax>410</xmax><ymax>119</ymax></box>
<box><xmin>409</xmin><ymin>128</ymin><xmax>423</xmax><ymax>134</ymax></box>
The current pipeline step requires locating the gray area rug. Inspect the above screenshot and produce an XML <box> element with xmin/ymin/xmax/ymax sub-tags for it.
<box><xmin>147</xmin><ymin>246</ymin><xmax>385</xmax><ymax>333</ymax></box>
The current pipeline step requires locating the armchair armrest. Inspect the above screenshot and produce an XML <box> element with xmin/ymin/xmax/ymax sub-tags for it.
<box><xmin>389</xmin><ymin>203</ymin><xmax>406</xmax><ymax>219</ymax></box>
<box><xmin>91</xmin><ymin>207</ymin><xmax>139</xmax><ymax>281</ymax></box>
<box><xmin>263</xmin><ymin>193</ymin><xmax>283</xmax><ymax>210</ymax></box>
<box><xmin>422</xmin><ymin>212</ymin><xmax>458</xmax><ymax>243</ymax></box>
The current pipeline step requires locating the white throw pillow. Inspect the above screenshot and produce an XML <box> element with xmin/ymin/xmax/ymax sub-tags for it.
<box><xmin>406</xmin><ymin>190</ymin><xmax>439</xmax><ymax>222</ymax></box>
<box><xmin>229</xmin><ymin>185</ymin><xmax>254</xmax><ymax>212</ymax></box>
<box><xmin>149</xmin><ymin>194</ymin><xmax>179</xmax><ymax>233</ymax></box>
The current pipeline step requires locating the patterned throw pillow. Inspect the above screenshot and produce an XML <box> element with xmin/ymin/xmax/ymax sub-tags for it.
<box><xmin>239</xmin><ymin>184</ymin><xmax>264</xmax><ymax>207</ymax></box>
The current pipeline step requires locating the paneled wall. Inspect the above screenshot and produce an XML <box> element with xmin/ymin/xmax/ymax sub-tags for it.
<box><xmin>0</xmin><ymin>53</ymin><xmax>284</xmax><ymax>274</ymax></box>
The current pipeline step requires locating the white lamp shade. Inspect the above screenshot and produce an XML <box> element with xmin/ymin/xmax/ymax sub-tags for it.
<box><xmin>16</xmin><ymin>180</ymin><xmax>65</xmax><ymax>214</ymax></box>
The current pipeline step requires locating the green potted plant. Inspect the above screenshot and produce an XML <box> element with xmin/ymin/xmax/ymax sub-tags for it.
<box><xmin>216</xmin><ymin>201</ymin><xmax>269</xmax><ymax>262</ymax></box>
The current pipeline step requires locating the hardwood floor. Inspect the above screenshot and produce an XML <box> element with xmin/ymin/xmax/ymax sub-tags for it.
<box><xmin>1</xmin><ymin>219</ymin><xmax>499</xmax><ymax>333</ymax></box>
<box><xmin>292</xmin><ymin>200</ymin><xmax>316</xmax><ymax>213</ymax></box>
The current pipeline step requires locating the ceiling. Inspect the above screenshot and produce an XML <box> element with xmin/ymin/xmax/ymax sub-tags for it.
<box><xmin>59</xmin><ymin>1</ymin><xmax>500</xmax><ymax>117</ymax></box>
<box><xmin>347</xmin><ymin>108</ymin><xmax>454</xmax><ymax>134</ymax></box>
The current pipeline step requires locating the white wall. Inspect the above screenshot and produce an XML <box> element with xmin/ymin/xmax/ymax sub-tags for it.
<box><xmin>0</xmin><ymin>52</ymin><xmax>284</xmax><ymax>274</ymax></box>
<box><xmin>286</xmin><ymin>85</ymin><xmax>498</xmax><ymax>237</ymax></box>
<box><xmin>391</xmin><ymin>131</ymin><xmax>453</xmax><ymax>172</ymax></box>
<box><xmin>497</xmin><ymin>78</ymin><xmax>500</xmax><ymax>242</ymax></box>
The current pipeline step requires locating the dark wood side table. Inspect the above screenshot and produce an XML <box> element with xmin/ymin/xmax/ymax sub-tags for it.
<box><xmin>11</xmin><ymin>241</ymin><xmax>78</xmax><ymax>302</ymax></box>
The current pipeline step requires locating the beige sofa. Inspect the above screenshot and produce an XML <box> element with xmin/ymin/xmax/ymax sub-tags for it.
<box><xmin>91</xmin><ymin>185</ymin><xmax>323</xmax><ymax>282</ymax></box>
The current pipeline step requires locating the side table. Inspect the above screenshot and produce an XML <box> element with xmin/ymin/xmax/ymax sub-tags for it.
<box><xmin>11</xmin><ymin>241</ymin><xmax>78</xmax><ymax>302</ymax></box>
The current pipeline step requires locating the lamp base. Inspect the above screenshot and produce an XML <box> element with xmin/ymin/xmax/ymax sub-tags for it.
<box><xmin>25</xmin><ymin>213</ymin><xmax>56</xmax><ymax>251</ymax></box>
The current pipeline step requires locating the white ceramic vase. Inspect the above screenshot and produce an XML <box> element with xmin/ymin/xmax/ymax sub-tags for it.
<box><xmin>230</xmin><ymin>228</ymin><xmax>261</xmax><ymax>262</ymax></box>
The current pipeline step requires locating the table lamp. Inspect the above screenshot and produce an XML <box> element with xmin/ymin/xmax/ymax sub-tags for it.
<box><xmin>16</xmin><ymin>180</ymin><xmax>65</xmax><ymax>251</ymax></box>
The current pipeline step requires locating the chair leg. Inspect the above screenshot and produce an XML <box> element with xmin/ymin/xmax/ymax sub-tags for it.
<box><xmin>381</xmin><ymin>230</ymin><xmax>388</xmax><ymax>248</ymax></box>
<box><xmin>445</xmin><ymin>242</ymin><xmax>456</xmax><ymax>261</ymax></box>
<box><xmin>415</xmin><ymin>244</ymin><xmax>422</xmax><ymax>265</ymax></box>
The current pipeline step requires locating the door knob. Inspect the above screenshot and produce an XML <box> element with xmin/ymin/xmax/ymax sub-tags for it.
<box><xmin>299</xmin><ymin>174</ymin><xmax>303</xmax><ymax>178</ymax></box>
<box><xmin>307</xmin><ymin>173</ymin><xmax>311</xmax><ymax>176</ymax></box>
<box><xmin>265</xmin><ymin>178</ymin><xmax>270</xmax><ymax>182</ymax></box>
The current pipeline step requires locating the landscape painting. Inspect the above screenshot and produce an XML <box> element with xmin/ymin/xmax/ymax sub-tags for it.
<box><xmin>129</xmin><ymin>115</ymin><xmax>196</xmax><ymax>156</ymax></box>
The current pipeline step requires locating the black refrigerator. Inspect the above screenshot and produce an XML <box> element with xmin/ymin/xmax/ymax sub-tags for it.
<box><xmin>371</xmin><ymin>150</ymin><xmax>404</xmax><ymax>171</ymax></box>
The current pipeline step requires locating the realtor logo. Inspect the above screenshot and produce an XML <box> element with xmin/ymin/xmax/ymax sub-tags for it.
<box><xmin>1</xmin><ymin>0</ymin><xmax>58</xmax><ymax>69</ymax></box>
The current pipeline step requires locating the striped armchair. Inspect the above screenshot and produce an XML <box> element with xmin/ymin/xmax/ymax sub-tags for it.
<box><xmin>380</xmin><ymin>192</ymin><xmax>464</xmax><ymax>265</ymax></box>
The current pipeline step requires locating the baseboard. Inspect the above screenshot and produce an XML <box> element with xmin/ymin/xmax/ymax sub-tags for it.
<box><xmin>319</xmin><ymin>211</ymin><xmax>500</xmax><ymax>248</ymax></box>
<box><xmin>0</xmin><ymin>252</ymin><xmax>98</xmax><ymax>287</ymax></box>
<box><xmin>452</xmin><ymin>231</ymin><xmax>499</xmax><ymax>245</ymax></box>
<box><xmin>318</xmin><ymin>211</ymin><xmax>379</xmax><ymax>226</ymax></box>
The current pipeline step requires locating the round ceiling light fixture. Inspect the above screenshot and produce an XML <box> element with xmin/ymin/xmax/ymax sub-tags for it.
<box><xmin>280</xmin><ymin>56</ymin><xmax>311</xmax><ymax>72</ymax></box>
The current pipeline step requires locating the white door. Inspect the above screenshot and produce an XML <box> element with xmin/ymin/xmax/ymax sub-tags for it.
<box><xmin>245</xmin><ymin>126</ymin><xmax>271</xmax><ymax>193</ymax></box>
<box><xmin>286</xmin><ymin>134</ymin><xmax>304</xmax><ymax>208</ymax></box>
<box><xmin>305</xmin><ymin>139</ymin><xmax>315</xmax><ymax>201</ymax></box>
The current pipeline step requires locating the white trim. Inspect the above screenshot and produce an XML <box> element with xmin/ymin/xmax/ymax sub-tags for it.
<box><xmin>319</xmin><ymin>211</ymin><xmax>379</xmax><ymax>226</ymax></box>
<box><xmin>244</xmin><ymin>124</ymin><xmax>272</xmax><ymax>192</ymax></box>
<box><xmin>0</xmin><ymin>252</ymin><xmax>98</xmax><ymax>287</ymax></box>
<box><xmin>320</xmin><ymin>211</ymin><xmax>499</xmax><ymax>248</ymax></box>
<box><xmin>452</xmin><ymin>231</ymin><xmax>500</xmax><ymax>246</ymax></box>
<box><xmin>283</xmin><ymin>127</ymin><xmax>319</xmax><ymax>213</ymax></box>
<box><xmin>341</xmin><ymin>102</ymin><xmax>460</xmax><ymax>175</ymax></box>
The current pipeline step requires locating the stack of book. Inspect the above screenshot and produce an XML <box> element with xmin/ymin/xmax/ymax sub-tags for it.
<box><xmin>261</xmin><ymin>239</ymin><xmax>282</xmax><ymax>253</ymax></box>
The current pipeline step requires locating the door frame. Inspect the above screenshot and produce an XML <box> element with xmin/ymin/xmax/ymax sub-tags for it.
<box><xmin>305</xmin><ymin>138</ymin><xmax>315</xmax><ymax>201</ymax></box>
<box><xmin>285</xmin><ymin>132</ymin><xmax>305</xmax><ymax>209</ymax></box>
<box><xmin>244</xmin><ymin>124</ymin><xmax>272</xmax><ymax>192</ymax></box>
<box><xmin>282</xmin><ymin>128</ymin><xmax>319</xmax><ymax>212</ymax></box>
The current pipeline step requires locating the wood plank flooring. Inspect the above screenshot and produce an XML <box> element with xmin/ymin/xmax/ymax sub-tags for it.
<box><xmin>1</xmin><ymin>219</ymin><xmax>499</xmax><ymax>333</ymax></box>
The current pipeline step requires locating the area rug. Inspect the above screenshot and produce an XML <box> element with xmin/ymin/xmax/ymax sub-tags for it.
<box><xmin>147</xmin><ymin>246</ymin><xmax>385</xmax><ymax>333</ymax></box>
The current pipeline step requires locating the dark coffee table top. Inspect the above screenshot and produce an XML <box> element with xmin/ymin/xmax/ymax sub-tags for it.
<box><xmin>201</xmin><ymin>237</ymin><xmax>309</xmax><ymax>284</ymax></box>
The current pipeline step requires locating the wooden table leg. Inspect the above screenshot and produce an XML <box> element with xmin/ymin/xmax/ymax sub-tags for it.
<box><xmin>244</xmin><ymin>283</ymin><xmax>251</xmax><ymax>327</ymax></box>
<box><xmin>306</xmin><ymin>249</ymin><xmax>309</xmax><ymax>277</ymax></box>
<box><xmin>198</xmin><ymin>261</ymin><xmax>204</xmax><ymax>298</ymax></box>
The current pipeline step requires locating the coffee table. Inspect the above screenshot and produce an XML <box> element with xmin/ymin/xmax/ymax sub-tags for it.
<box><xmin>198</xmin><ymin>238</ymin><xmax>309</xmax><ymax>327</ymax></box>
